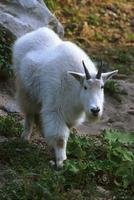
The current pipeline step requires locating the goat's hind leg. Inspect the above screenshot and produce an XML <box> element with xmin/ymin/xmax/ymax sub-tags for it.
<box><xmin>21</xmin><ymin>114</ymin><xmax>34</xmax><ymax>141</ymax></box>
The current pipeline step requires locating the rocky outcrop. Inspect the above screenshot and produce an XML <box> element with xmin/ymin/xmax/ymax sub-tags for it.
<box><xmin>0</xmin><ymin>0</ymin><xmax>64</xmax><ymax>38</ymax></box>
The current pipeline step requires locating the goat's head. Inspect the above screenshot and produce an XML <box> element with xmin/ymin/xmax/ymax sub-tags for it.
<box><xmin>68</xmin><ymin>60</ymin><xmax>118</xmax><ymax>121</ymax></box>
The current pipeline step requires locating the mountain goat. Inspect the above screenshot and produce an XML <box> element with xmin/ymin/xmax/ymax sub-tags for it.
<box><xmin>13</xmin><ymin>27</ymin><xmax>118</xmax><ymax>168</ymax></box>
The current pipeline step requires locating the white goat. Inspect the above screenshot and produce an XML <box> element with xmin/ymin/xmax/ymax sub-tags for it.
<box><xmin>13</xmin><ymin>27</ymin><xmax>118</xmax><ymax>168</ymax></box>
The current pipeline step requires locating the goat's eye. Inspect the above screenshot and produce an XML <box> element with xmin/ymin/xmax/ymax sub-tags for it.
<box><xmin>101</xmin><ymin>85</ymin><xmax>104</xmax><ymax>89</ymax></box>
<box><xmin>84</xmin><ymin>86</ymin><xmax>87</xmax><ymax>90</ymax></box>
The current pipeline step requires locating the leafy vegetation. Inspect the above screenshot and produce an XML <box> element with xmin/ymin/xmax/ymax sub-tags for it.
<box><xmin>0</xmin><ymin>120</ymin><xmax>134</xmax><ymax>199</ymax></box>
<box><xmin>88</xmin><ymin>13</ymin><xmax>100</xmax><ymax>26</ymax></box>
<box><xmin>0</xmin><ymin>115</ymin><xmax>23</xmax><ymax>137</ymax></box>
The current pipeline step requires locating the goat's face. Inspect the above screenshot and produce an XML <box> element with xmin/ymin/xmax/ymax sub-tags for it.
<box><xmin>69</xmin><ymin>61</ymin><xmax>118</xmax><ymax>121</ymax></box>
<box><xmin>80</xmin><ymin>77</ymin><xmax>104</xmax><ymax>121</ymax></box>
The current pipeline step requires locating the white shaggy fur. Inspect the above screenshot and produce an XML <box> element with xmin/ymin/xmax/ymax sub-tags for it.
<box><xmin>13</xmin><ymin>27</ymin><xmax>118</xmax><ymax>167</ymax></box>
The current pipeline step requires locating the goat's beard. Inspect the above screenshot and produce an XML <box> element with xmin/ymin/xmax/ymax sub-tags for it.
<box><xmin>85</xmin><ymin>112</ymin><xmax>102</xmax><ymax>123</ymax></box>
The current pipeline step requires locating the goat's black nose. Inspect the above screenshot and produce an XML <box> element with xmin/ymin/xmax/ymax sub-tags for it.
<box><xmin>91</xmin><ymin>107</ymin><xmax>100</xmax><ymax>115</ymax></box>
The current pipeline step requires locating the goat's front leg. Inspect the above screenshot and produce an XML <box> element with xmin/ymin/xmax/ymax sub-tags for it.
<box><xmin>21</xmin><ymin>114</ymin><xmax>34</xmax><ymax>141</ymax></box>
<box><xmin>42</xmin><ymin>111</ymin><xmax>69</xmax><ymax>168</ymax></box>
<box><xmin>54</xmin><ymin>137</ymin><xmax>68</xmax><ymax>168</ymax></box>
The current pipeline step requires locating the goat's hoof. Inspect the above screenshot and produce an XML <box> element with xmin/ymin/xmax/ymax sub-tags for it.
<box><xmin>49</xmin><ymin>160</ymin><xmax>64</xmax><ymax>169</ymax></box>
<box><xmin>56</xmin><ymin>160</ymin><xmax>64</xmax><ymax>169</ymax></box>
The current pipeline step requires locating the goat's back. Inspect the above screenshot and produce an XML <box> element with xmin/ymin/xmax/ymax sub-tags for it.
<box><xmin>13</xmin><ymin>27</ymin><xmax>61</xmax><ymax>71</ymax></box>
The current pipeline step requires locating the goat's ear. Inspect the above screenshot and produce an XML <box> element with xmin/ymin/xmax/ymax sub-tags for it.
<box><xmin>102</xmin><ymin>70</ymin><xmax>118</xmax><ymax>82</ymax></box>
<box><xmin>68</xmin><ymin>71</ymin><xmax>85</xmax><ymax>84</ymax></box>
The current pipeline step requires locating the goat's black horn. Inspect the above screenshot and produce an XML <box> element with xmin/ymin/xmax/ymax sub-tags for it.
<box><xmin>96</xmin><ymin>60</ymin><xmax>102</xmax><ymax>79</ymax></box>
<box><xmin>82</xmin><ymin>60</ymin><xmax>91</xmax><ymax>80</ymax></box>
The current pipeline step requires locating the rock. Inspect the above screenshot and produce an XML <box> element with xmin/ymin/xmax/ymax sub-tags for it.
<box><xmin>110</xmin><ymin>33</ymin><xmax>121</xmax><ymax>43</ymax></box>
<box><xmin>0</xmin><ymin>0</ymin><xmax>64</xmax><ymax>38</ymax></box>
<box><xmin>97</xmin><ymin>186</ymin><xmax>110</xmax><ymax>196</ymax></box>
<box><xmin>0</xmin><ymin>109</ymin><xmax>7</xmax><ymax>117</ymax></box>
<box><xmin>3</xmin><ymin>100</ymin><xmax>20</xmax><ymax>113</ymax></box>
<box><xmin>128</xmin><ymin>108</ymin><xmax>134</xmax><ymax>115</ymax></box>
<box><xmin>106</xmin><ymin>4</ymin><xmax>118</xmax><ymax>14</ymax></box>
<box><xmin>108</xmin><ymin>10</ymin><xmax>118</xmax><ymax>18</ymax></box>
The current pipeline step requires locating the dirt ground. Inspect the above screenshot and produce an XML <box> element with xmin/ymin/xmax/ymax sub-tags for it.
<box><xmin>0</xmin><ymin>77</ymin><xmax>133</xmax><ymax>138</ymax></box>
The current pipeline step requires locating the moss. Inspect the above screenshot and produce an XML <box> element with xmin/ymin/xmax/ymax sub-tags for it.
<box><xmin>0</xmin><ymin>26</ymin><xmax>16</xmax><ymax>80</ymax></box>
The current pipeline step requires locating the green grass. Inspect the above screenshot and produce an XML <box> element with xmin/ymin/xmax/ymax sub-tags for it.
<box><xmin>0</xmin><ymin>116</ymin><xmax>134</xmax><ymax>199</ymax></box>
<box><xmin>45</xmin><ymin>0</ymin><xmax>59</xmax><ymax>11</ymax></box>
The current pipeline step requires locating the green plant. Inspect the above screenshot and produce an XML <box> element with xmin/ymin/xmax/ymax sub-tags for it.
<box><xmin>0</xmin><ymin>26</ymin><xmax>15</xmax><ymax>80</ymax></box>
<box><xmin>88</xmin><ymin>13</ymin><xmax>100</xmax><ymax>26</ymax></box>
<box><xmin>0</xmin><ymin>115</ymin><xmax>23</xmax><ymax>137</ymax></box>
<box><xmin>104</xmin><ymin>80</ymin><xmax>119</xmax><ymax>94</ymax></box>
<box><xmin>117</xmin><ymin>51</ymin><xmax>130</xmax><ymax>64</ymax></box>
<box><xmin>45</xmin><ymin>0</ymin><xmax>59</xmax><ymax>11</ymax></box>
<box><xmin>104</xmin><ymin>79</ymin><xmax>128</xmax><ymax>101</ymax></box>
<box><xmin>103</xmin><ymin>129</ymin><xmax>134</xmax><ymax>189</ymax></box>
